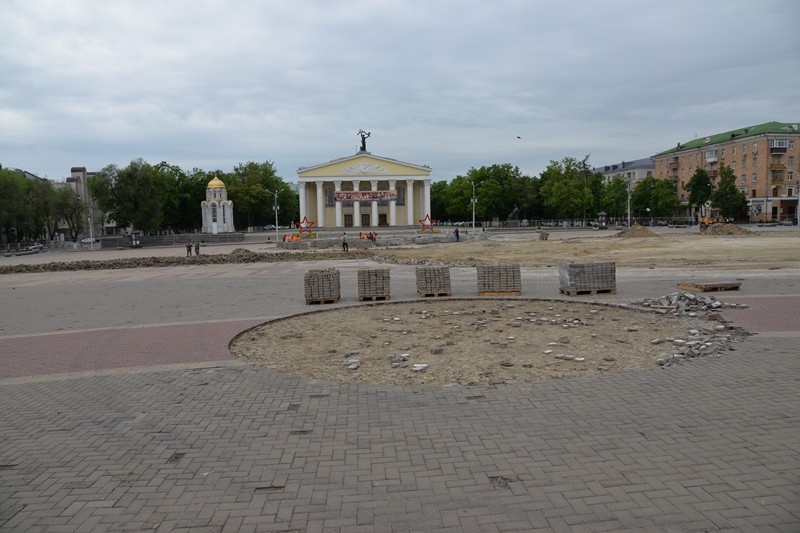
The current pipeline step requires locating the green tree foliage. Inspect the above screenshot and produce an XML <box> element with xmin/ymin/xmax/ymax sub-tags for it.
<box><xmin>52</xmin><ymin>187</ymin><xmax>86</xmax><ymax>241</ymax></box>
<box><xmin>631</xmin><ymin>177</ymin><xmax>681</xmax><ymax>219</ymax></box>
<box><xmin>684</xmin><ymin>168</ymin><xmax>712</xmax><ymax>212</ymax></box>
<box><xmin>89</xmin><ymin>159</ymin><xmax>170</xmax><ymax>232</ymax></box>
<box><xmin>601</xmin><ymin>176</ymin><xmax>628</xmax><ymax>218</ymax></box>
<box><xmin>711</xmin><ymin>165</ymin><xmax>748</xmax><ymax>219</ymax></box>
<box><xmin>538</xmin><ymin>157</ymin><xmax>594</xmax><ymax>220</ymax></box>
<box><xmin>0</xmin><ymin>168</ymin><xmax>29</xmax><ymax>243</ymax></box>
<box><xmin>429</xmin><ymin>180</ymin><xmax>449</xmax><ymax>221</ymax></box>
<box><xmin>158</xmin><ymin>163</ymin><xmax>208</xmax><ymax>232</ymax></box>
<box><xmin>226</xmin><ymin>161</ymin><xmax>297</xmax><ymax>229</ymax></box>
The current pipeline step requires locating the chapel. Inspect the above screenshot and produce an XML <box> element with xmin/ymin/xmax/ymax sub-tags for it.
<box><xmin>201</xmin><ymin>176</ymin><xmax>235</xmax><ymax>234</ymax></box>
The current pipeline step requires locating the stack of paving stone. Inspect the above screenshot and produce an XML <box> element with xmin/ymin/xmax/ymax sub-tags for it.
<box><xmin>631</xmin><ymin>291</ymin><xmax>748</xmax><ymax>316</ymax></box>
<box><xmin>558</xmin><ymin>261</ymin><xmax>616</xmax><ymax>295</ymax></box>
<box><xmin>477</xmin><ymin>264</ymin><xmax>521</xmax><ymax>295</ymax></box>
<box><xmin>304</xmin><ymin>268</ymin><xmax>341</xmax><ymax>304</ymax></box>
<box><xmin>357</xmin><ymin>268</ymin><xmax>391</xmax><ymax>301</ymax></box>
<box><xmin>415</xmin><ymin>266</ymin><xmax>452</xmax><ymax>297</ymax></box>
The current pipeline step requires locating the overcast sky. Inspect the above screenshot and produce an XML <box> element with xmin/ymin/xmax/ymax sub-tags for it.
<box><xmin>2</xmin><ymin>0</ymin><xmax>799</xmax><ymax>183</ymax></box>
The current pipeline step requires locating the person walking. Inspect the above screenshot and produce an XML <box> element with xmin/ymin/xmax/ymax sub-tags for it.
<box><xmin>194</xmin><ymin>241</ymin><xmax>200</xmax><ymax>255</ymax></box>
<box><xmin>186</xmin><ymin>241</ymin><xmax>192</xmax><ymax>256</ymax></box>
<box><xmin>342</xmin><ymin>233</ymin><xmax>349</xmax><ymax>252</ymax></box>
<box><xmin>454</xmin><ymin>227</ymin><xmax>460</xmax><ymax>242</ymax></box>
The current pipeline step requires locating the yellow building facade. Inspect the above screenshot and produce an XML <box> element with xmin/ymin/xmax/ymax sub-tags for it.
<box><xmin>653</xmin><ymin>122</ymin><xmax>799</xmax><ymax>222</ymax></box>
<box><xmin>296</xmin><ymin>152</ymin><xmax>432</xmax><ymax>228</ymax></box>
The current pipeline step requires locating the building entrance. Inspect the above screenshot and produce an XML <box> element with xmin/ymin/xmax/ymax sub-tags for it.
<box><xmin>361</xmin><ymin>213</ymin><xmax>371</xmax><ymax>227</ymax></box>
<box><xmin>344</xmin><ymin>214</ymin><xmax>353</xmax><ymax>227</ymax></box>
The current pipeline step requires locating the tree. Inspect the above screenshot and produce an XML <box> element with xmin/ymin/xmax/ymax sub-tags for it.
<box><xmin>158</xmin><ymin>163</ymin><xmax>207</xmax><ymax>233</ymax></box>
<box><xmin>89</xmin><ymin>159</ymin><xmax>170</xmax><ymax>232</ymax></box>
<box><xmin>53</xmin><ymin>187</ymin><xmax>86</xmax><ymax>241</ymax></box>
<box><xmin>684</xmin><ymin>168</ymin><xmax>712</xmax><ymax>214</ymax></box>
<box><xmin>430</xmin><ymin>180</ymin><xmax>449</xmax><ymax>222</ymax></box>
<box><xmin>0</xmin><ymin>168</ymin><xmax>28</xmax><ymax>244</ymax></box>
<box><xmin>538</xmin><ymin>157</ymin><xmax>593</xmax><ymax>220</ymax></box>
<box><xmin>631</xmin><ymin>177</ymin><xmax>680</xmax><ymax>220</ymax></box>
<box><xmin>711</xmin><ymin>165</ymin><xmax>747</xmax><ymax>220</ymax></box>
<box><xmin>601</xmin><ymin>176</ymin><xmax>628</xmax><ymax>219</ymax></box>
<box><xmin>226</xmin><ymin>161</ymin><xmax>296</xmax><ymax>229</ymax></box>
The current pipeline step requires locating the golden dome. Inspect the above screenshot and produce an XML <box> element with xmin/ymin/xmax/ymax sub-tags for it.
<box><xmin>207</xmin><ymin>176</ymin><xmax>226</xmax><ymax>189</ymax></box>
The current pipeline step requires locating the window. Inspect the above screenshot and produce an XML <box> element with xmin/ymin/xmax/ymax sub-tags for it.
<box><xmin>753</xmin><ymin>143</ymin><xmax>758</xmax><ymax>154</ymax></box>
<box><xmin>789</xmin><ymin>156</ymin><xmax>795</xmax><ymax>165</ymax></box>
<box><xmin>211</xmin><ymin>204</ymin><xmax>217</xmax><ymax>223</ymax></box>
<box><xmin>752</xmin><ymin>173</ymin><xmax>757</xmax><ymax>183</ymax></box>
<box><xmin>646</xmin><ymin>171</ymin><xmax>652</xmax><ymax>177</ymax></box>
<box><xmin>733</xmin><ymin>146</ymin><xmax>737</xmax><ymax>156</ymax></box>
<box><xmin>721</xmin><ymin>148</ymin><xmax>726</xmax><ymax>158</ymax></box>
<box><xmin>740</xmin><ymin>187</ymin><xmax>747</xmax><ymax>195</ymax></box>
<box><xmin>740</xmin><ymin>174</ymin><xmax>746</xmax><ymax>184</ymax></box>
<box><xmin>396</xmin><ymin>186</ymin><xmax>405</xmax><ymax>206</ymax></box>
<box><xmin>770</xmin><ymin>139</ymin><xmax>788</xmax><ymax>149</ymax></box>
<box><xmin>753</xmin><ymin>157</ymin><xmax>758</xmax><ymax>168</ymax></box>
<box><xmin>789</xmin><ymin>171</ymin><xmax>795</xmax><ymax>182</ymax></box>
<box><xmin>751</xmin><ymin>189</ymin><xmax>757</xmax><ymax>198</ymax></box>
<box><xmin>743</xmin><ymin>144</ymin><xmax>747</xmax><ymax>154</ymax></box>
<box><xmin>731</xmin><ymin>162</ymin><xmax>736</xmax><ymax>170</ymax></box>
<box><xmin>325</xmin><ymin>188</ymin><xmax>334</xmax><ymax>207</ymax></box>
<box><xmin>789</xmin><ymin>187</ymin><xmax>794</xmax><ymax>197</ymax></box>
<box><xmin>222</xmin><ymin>205</ymin><xmax>226</xmax><ymax>224</ymax></box>
<box><xmin>790</xmin><ymin>141</ymin><xmax>795</xmax><ymax>150</ymax></box>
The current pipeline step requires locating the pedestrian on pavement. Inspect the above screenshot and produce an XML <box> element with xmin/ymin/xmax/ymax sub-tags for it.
<box><xmin>454</xmin><ymin>227</ymin><xmax>460</xmax><ymax>242</ymax></box>
<box><xmin>342</xmin><ymin>233</ymin><xmax>349</xmax><ymax>252</ymax></box>
<box><xmin>194</xmin><ymin>241</ymin><xmax>200</xmax><ymax>255</ymax></box>
<box><xmin>186</xmin><ymin>241</ymin><xmax>192</xmax><ymax>256</ymax></box>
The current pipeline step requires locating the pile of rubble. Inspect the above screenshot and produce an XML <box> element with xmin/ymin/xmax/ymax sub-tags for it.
<box><xmin>630</xmin><ymin>291</ymin><xmax>748</xmax><ymax>317</ymax></box>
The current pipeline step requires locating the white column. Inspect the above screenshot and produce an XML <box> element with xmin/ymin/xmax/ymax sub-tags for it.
<box><xmin>388</xmin><ymin>179</ymin><xmax>397</xmax><ymax>226</ymax></box>
<box><xmin>298</xmin><ymin>182</ymin><xmax>307</xmax><ymax>223</ymax></box>
<box><xmin>315</xmin><ymin>180</ymin><xmax>325</xmax><ymax>228</ymax></box>
<box><xmin>406</xmin><ymin>178</ymin><xmax>416</xmax><ymax>225</ymax></box>
<box><xmin>370</xmin><ymin>179</ymin><xmax>378</xmax><ymax>227</ymax></box>
<box><xmin>423</xmin><ymin>179</ymin><xmax>431</xmax><ymax>218</ymax></box>
<box><xmin>353</xmin><ymin>180</ymin><xmax>361</xmax><ymax>228</ymax></box>
<box><xmin>334</xmin><ymin>180</ymin><xmax>342</xmax><ymax>227</ymax></box>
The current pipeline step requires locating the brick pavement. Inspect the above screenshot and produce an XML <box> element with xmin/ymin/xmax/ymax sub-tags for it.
<box><xmin>1</xmin><ymin>260</ymin><xmax>799</xmax><ymax>531</ymax></box>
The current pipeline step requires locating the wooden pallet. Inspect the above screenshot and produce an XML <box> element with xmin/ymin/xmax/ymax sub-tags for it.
<box><xmin>478</xmin><ymin>291</ymin><xmax>522</xmax><ymax>297</ymax></box>
<box><xmin>305</xmin><ymin>297</ymin><xmax>340</xmax><ymax>305</ymax></box>
<box><xmin>559</xmin><ymin>287</ymin><xmax>617</xmax><ymax>297</ymax></box>
<box><xmin>358</xmin><ymin>294</ymin><xmax>390</xmax><ymax>301</ymax></box>
<box><xmin>676</xmin><ymin>281</ymin><xmax>741</xmax><ymax>292</ymax></box>
<box><xmin>417</xmin><ymin>291</ymin><xmax>452</xmax><ymax>298</ymax></box>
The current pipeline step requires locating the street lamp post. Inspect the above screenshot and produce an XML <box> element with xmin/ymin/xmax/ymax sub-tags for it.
<box><xmin>471</xmin><ymin>180</ymin><xmax>476</xmax><ymax>232</ymax></box>
<box><xmin>266</xmin><ymin>189</ymin><xmax>280</xmax><ymax>242</ymax></box>
<box><xmin>626</xmin><ymin>176</ymin><xmax>632</xmax><ymax>227</ymax></box>
<box><xmin>88</xmin><ymin>201</ymin><xmax>94</xmax><ymax>250</ymax></box>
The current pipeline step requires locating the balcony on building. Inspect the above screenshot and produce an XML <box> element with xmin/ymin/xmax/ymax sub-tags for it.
<box><xmin>705</xmin><ymin>150</ymin><xmax>718</xmax><ymax>164</ymax></box>
<box><xmin>770</xmin><ymin>145</ymin><xmax>788</xmax><ymax>154</ymax></box>
<box><xmin>667</xmin><ymin>157</ymin><xmax>678</xmax><ymax>168</ymax></box>
<box><xmin>770</xmin><ymin>162</ymin><xmax>786</xmax><ymax>170</ymax></box>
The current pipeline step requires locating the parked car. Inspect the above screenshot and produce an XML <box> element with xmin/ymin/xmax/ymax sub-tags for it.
<box><xmin>26</xmin><ymin>243</ymin><xmax>43</xmax><ymax>251</ymax></box>
<box><xmin>80</xmin><ymin>238</ymin><xmax>99</xmax><ymax>244</ymax></box>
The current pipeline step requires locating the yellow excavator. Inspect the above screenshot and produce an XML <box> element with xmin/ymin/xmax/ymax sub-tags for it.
<box><xmin>699</xmin><ymin>208</ymin><xmax>723</xmax><ymax>233</ymax></box>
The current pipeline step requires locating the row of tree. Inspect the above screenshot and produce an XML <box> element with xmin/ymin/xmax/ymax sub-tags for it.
<box><xmin>88</xmin><ymin>159</ymin><xmax>298</xmax><ymax>234</ymax></box>
<box><xmin>2</xmin><ymin>156</ymin><xmax>748</xmax><ymax>244</ymax></box>
<box><xmin>0</xmin><ymin>168</ymin><xmax>87</xmax><ymax>244</ymax></box>
<box><xmin>431</xmin><ymin>158</ymin><xmax>747</xmax><ymax>225</ymax></box>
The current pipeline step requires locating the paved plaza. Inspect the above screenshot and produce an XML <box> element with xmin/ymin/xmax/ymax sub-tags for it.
<box><xmin>0</xmin><ymin>246</ymin><xmax>798</xmax><ymax>532</ymax></box>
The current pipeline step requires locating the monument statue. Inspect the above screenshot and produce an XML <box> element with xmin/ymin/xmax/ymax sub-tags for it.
<box><xmin>507</xmin><ymin>205</ymin><xmax>520</xmax><ymax>220</ymax></box>
<box><xmin>357</xmin><ymin>129</ymin><xmax>371</xmax><ymax>152</ymax></box>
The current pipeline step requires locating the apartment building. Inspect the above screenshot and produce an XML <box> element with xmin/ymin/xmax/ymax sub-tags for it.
<box><xmin>653</xmin><ymin>122</ymin><xmax>800</xmax><ymax>222</ymax></box>
<box><xmin>592</xmin><ymin>157</ymin><xmax>655</xmax><ymax>185</ymax></box>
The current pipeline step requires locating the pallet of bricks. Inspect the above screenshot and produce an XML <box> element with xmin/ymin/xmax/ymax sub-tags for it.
<box><xmin>304</xmin><ymin>268</ymin><xmax>341</xmax><ymax>304</ymax></box>
<box><xmin>358</xmin><ymin>268</ymin><xmax>390</xmax><ymax>301</ymax></box>
<box><xmin>558</xmin><ymin>261</ymin><xmax>616</xmax><ymax>296</ymax></box>
<box><xmin>477</xmin><ymin>264</ymin><xmax>521</xmax><ymax>296</ymax></box>
<box><xmin>415</xmin><ymin>266</ymin><xmax>451</xmax><ymax>297</ymax></box>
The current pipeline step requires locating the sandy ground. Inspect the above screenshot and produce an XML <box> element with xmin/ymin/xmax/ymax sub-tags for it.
<box><xmin>230</xmin><ymin>225</ymin><xmax>789</xmax><ymax>387</ymax></box>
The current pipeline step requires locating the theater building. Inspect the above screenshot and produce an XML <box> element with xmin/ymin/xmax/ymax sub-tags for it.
<box><xmin>296</xmin><ymin>152</ymin><xmax>432</xmax><ymax>228</ymax></box>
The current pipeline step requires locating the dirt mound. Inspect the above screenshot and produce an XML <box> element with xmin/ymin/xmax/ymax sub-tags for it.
<box><xmin>616</xmin><ymin>225</ymin><xmax>660</xmax><ymax>238</ymax></box>
<box><xmin>704</xmin><ymin>223</ymin><xmax>752</xmax><ymax>235</ymax></box>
